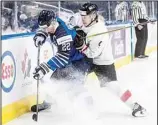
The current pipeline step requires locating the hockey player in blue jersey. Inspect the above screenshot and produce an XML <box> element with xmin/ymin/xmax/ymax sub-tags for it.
<box><xmin>31</xmin><ymin>10</ymin><xmax>89</xmax><ymax>112</ymax></box>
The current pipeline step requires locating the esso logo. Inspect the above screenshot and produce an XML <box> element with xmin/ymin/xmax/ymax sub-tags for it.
<box><xmin>1</xmin><ymin>51</ymin><xmax>16</xmax><ymax>93</ymax></box>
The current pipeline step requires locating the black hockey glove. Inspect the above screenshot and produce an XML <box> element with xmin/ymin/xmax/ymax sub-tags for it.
<box><xmin>74</xmin><ymin>27</ymin><xmax>87</xmax><ymax>50</ymax></box>
<box><xmin>33</xmin><ymin>62</ymin><xmax>50</xmax><ymax>80</ymax></box>
<box><xmin>33</xmin><ymin>30</ymin><xmax>48</xmax><ymax>47</ymax></box>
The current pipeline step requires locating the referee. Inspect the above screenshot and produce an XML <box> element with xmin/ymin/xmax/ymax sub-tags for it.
<box><xmin>115</xmin><ymin>1</ymin><xmax>129</xmax><ymax>22</ymax></box>
<box><xmin>131</xmin><ymin>1</ymin><xmax>150</xmax><ymax>58</ymax></box>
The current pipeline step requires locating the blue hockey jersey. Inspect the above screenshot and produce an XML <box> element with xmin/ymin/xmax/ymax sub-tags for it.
<box><xmin>47</xmin><ymin>18</ymin><xmax>85</xmax><ymax>71</ymax></box>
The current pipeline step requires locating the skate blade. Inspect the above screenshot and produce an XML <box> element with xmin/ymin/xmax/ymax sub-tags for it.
<box><xmin>134</xmin><ymin>110</ymin><xmax>148</xmax><ymax>117</ymax></box>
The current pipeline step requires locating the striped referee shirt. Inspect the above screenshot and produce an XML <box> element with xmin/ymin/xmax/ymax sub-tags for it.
<box><xmin>115</xmin><ymin>2</ymin><xmax>129</xmax><ymax>22</ymax></box>
<box><xmin>131</xmin><ymin>2</ymin><xmax>149</xmax><ymax>26</ymax></box>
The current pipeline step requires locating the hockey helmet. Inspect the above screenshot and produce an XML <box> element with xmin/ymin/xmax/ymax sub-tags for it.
<box><xmin>79</xmin><ymin>3</ymin><xmax>98</xmax><ymax>16</ymax></box>
<box><xmin>38</xmin><ymin>10</ymin><xmax>56</xmax><ymax>27</ymax></box>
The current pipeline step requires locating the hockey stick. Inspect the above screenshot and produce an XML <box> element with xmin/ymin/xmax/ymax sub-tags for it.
<box><xmin>79</xmin><ymin>20</ymin><xmax>156</xmax><ymax>53</ymax></box>
<box><xmin>78</xmin><ymin>20</ymin><xmax>157</xmax><ymax>40</ymax></box>
<box><xmin>32</xmin><ymin>46</ymin><xmax>41</xmax><ymax>122</ymax></box>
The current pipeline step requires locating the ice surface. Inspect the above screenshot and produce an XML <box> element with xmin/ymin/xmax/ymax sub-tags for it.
<box><xmin>5</xmin><ymin>51</ymin><xmax>157</xmax><ymax>125</ymax></box>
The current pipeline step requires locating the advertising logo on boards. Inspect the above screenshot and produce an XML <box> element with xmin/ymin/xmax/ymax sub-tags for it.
<box><xmin>44</xmin><ymin>49</ymin><xmax>49</xmax><ymax>60</ymax></box>
<box><xmin>21</xmin><ymin>49</ymin><xmax>32</xmax><ymax>87</ymax></box>
<box><xmin>21</xmin><ymin>49</ymin><xmax>31</xmax><ymax>79</ymax></box>
<box><xmin>110</xmin><ymin>27</ymin><xmax>126</xmax><ymax>59</ymax></box>
<box><xmin>1</xmin><ymin>51</ymin><xmax>16</xmax><ymax>93</ymax></box>
<box><xmin>21</xmin><ymin>49</ymin><xmax>32</xmax><ymax>86</ymax></box>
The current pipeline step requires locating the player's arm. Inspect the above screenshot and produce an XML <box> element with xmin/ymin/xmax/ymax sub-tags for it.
<box><xmin>82</xmin><ymin>33</ymin><xmax>109</xmax><ymax>59</ymax></box>
<box><xmin>47</xmin><ymin>36</ymin><xmax>73</xmax><ymax>72</ymax></box>
<box><xmin>33</xmin><ymin>34</ymin><xmax>73</xmax><ymax>80</ymax></box>
<box><xmin>33</xmin><ymin>29</ymin><xmax>48</xmax><ymax>47</ymax></box>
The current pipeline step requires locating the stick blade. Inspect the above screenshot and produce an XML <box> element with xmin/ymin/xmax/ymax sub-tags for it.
<box><xmin>32</xmin><ymin>114</ymin><xmax>38</xmax><ymax>121</ymax></box>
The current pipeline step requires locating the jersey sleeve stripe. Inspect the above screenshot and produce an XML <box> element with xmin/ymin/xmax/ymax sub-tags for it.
<box><xmin>57</xmin><ymin>52</ymin><xmax>69</xmax><ymax>60</ymax></box>
<box><xmin>54</xmin><ymin>56</ymin><xmax>65</xmax><ymax>66</ymax></box>
<box><xmin>51</xmin><ymin>57</ymin><xmax>64</xmax><ymax>68</ymax></box>
<box><xmin>50</xmin><ymin>58</ymin><xmax>60</xmax><ymax>68</ymax></box>
<box><xmin>56</xmin><ymin>55</ymin><xmax>69</xmax><ymax>64</ymax></box>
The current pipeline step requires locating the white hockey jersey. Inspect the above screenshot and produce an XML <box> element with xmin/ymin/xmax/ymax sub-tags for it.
<box><xmin>82</xmin><ymin>20</ymin><xmax>114</xmax><ymax>65</ymax></box>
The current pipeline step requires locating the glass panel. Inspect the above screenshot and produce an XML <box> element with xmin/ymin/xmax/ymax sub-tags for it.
<box><xmin>2</xmin><ymin>1</ymin><xmax>15</xmax><ymax>34</ymax></box>
<box><xmin>1</xmin><ymin>1</ymin><xmax>158</xmax><ymax>35</ymax></box>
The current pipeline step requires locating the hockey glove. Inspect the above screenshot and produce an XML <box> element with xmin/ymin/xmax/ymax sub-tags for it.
<box><xmin>74</xmin><ymin>27</ymin><xmax>87</xmax><ymax>51</ymax></box>
<box><xmin>33</xmin><ymin>30</ymin><xmax>48</xmax><ymax>47</ymax></box>
<box><xmin>33</xmin><ymin>62</ymin><xmax>50</xmax><ymax>80</ymax></box>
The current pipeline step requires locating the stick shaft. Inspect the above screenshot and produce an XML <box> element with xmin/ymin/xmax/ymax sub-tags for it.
<box><xmin>86</xmin><ymin>21</ymin><xmax>153</xmax><ymax>39</ymax></box>
<box><xmin>36</xmin><ymin>46</ymin><xmax>40</xmax><ymax>121</ymax></box>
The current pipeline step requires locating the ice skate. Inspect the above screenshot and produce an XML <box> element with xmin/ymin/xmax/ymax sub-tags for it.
<box><xmin>31</xmin><ymin>101</ymin><xmax>52</xmax><ymax>112</ymax></box>
<box><xmin>132</xmin><ymin>103</ymin><xmax>147</xmax><ymax>117</ymax></box>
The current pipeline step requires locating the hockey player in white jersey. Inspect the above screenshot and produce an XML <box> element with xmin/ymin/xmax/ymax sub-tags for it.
<box><xmin>78</xmin><ymin>3</ymin><xmax>147</xmax><ymax>117</ymax></box>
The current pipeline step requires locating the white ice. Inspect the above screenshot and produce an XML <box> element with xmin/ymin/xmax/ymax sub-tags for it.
<box><xmin>5</xmin><ymin>51</ymin><xmax>157</xmax><ymax>125</ymax></box>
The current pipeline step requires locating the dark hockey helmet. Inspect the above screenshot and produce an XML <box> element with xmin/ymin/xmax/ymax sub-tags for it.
<box><xmin>79</xmin><ymin>3</ymin><xmax>98</xmax><ymax>16</ymax></box>
<box><xmin>38</xmin><ymin>10</ymin><xmax>56</xmax><ymax>26</ymax></box>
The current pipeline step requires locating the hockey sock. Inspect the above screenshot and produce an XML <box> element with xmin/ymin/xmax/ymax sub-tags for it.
<box><xmin>120</xmin><ymin>90</ymin><xmax>132</xmax><ymax>102</ymax></box>
<box><xmin>105</xmin><ymin>81</ymin><xmax>135</xmax><ymax>109</ymax></box>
